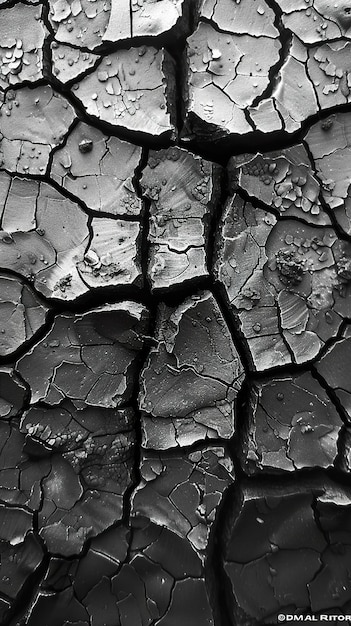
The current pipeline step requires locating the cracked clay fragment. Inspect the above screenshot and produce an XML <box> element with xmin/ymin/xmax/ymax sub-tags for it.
<box><xmin>118</xmin><ymin>444</ymin><xmax>235</xmax><ymax>624</ymax></box>
<box><xmin>51</xmin><ymin>42</ymin><xmax>100</xmax><ymax>84</ymax></box>
<box><xmin>21</xmin><ymin>402</ymin><xmax>136</xmax><ymax>556</ymax></box>
<box><xmin>183</xmin><ymin>11</ymin><xmax>351</xmax><ymax>143</ymax></box>
<box><xmin>259</xmin><ymin>36</ymin><xmax>318</xmax><ymax>135</ymax></box>
<box><xmin>104</xmin><ymin>0</ymin><xmax>187</xmax><ymax>43</ymax></box>
<box><xmin>183</xmin><ymin>17</ymin><xmax>281</xmax><ymax>139</ymax></box>
<box><xmin>0</xmin><ymin>86</ymin><xmax>75</xmax><ymax>175</ymax></box>
<box><xmin>0</xmin><ymin>274</ymin><xmax>49</xmax><ymax>357</ymax></box>
<box><xmin>0</xmin><ymin>367</ymin><xmax>26</xmax><ymax>419</ymax></box>
<box><xmin>241</xmin><ymin>372</ymin><xmax>343</xmax><ymax>473</ymax></box>
<box><xmin>315</xmin><ymin>325</ymin><xmax>351</xmax><ymax>423</ymax></box>
<box><xmin>305</xmin><ymin>112</ymin><xmax>351</xmax><ymax>236</ymax></box>
<box><xmin>28</xmin><ymin>512</ymin><xmax>214</xmax><ymax>626</ymax></box>
<box><xmin>26</xmin><ymin>525</ymin><xmax>129</xmax><ymax>624</ymax></box>
<box><xmin>0</xmin><ymin>3</ymin><xmax>46</xmax><ymax>90</ymax></box>
<box><xmin>50</xmin><ymin>122</ymin><xmax>143</xmax><ymax>216</ymax></box>
<box><xmin>200</xmin><ymin>0</ymin><xmax>279</xmax><ymax>37</ymax></box>
<box><xmin>140</xmin><ymin>146</ymin><xmax>222</xmax><ymax>290</ymax></box>
<box><xmin>139</xmin><ymin>290</ymin><xmax>244</xmax><ymax>449</ymax></box>
<box><xmin>49</xmin><ymin>0</ymin><xmax>186</xmax><ymax>50</ymax></box>
<box><xmin>48</xmin><ymin>0</ymin><xmax>111</xmax><ymax>50</ymax></box>
<box><xmin>78</xmin><ymin>217</ymin><xmax>142</xmax><ymax>290</ymax></box>
<box><xmin>73</xmin><ymin>47</ymin><xmax>176</xmax><ymax>140</ymax></box>
<box><xmin>231</xmin><ymin>144</ymin><xmax>330</xmax><ymax>226</ymax></box>
<box><xmin>275</xmin><ymin>0</ymin><xmax>351</xmax><ymax>44</ymax></box>
<box><xmin>223</xmin><ymin>477</ymin><xmax>351</xmax><ymax>623</ymax></box>
<box><xmin>214</xmin><ymin>192</ymin><xmax>351</xmax><ymax>371</ymax></box>
<box><xmin>17</xmin><ymin>302</ymin><xmax>149</xmax><ymax>409</ymax></box>
<box><xmin>132</xmin><ymin>445</ymin><xmax>235</xmax><ymax>557</ymax></box>
<box><xmin>0</xmin><ymin>173</ymin><xmax>142</xmax><ymax>300</ymax></box>
<box><xmin>0</xmin><ymin>425</ymin><xmax>47</xmax><ymax>620</ymax></box>
<box><xmin>307</xmin><ymin>40</ymin><xmax>351</xmax><ymax>110</ymax></box>
<box><xmin>0</xmin><ymin>523</ymin><xmax>43</xmax><ymax>622</ymax></box>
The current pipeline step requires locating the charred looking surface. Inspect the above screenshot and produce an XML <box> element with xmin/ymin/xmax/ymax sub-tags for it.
<box><xmin>1</xmin><ymin>1</ymin><xmax>351</xmax><ymax>625</ymax></box>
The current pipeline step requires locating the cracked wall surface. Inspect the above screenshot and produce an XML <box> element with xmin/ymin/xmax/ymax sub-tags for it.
<box><xmin>1</xmin><ymin>1</ymin><xmax>351</xmax><ymax>625</ymax></box>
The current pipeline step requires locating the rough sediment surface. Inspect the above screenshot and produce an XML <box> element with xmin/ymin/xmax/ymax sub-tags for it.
<box><xmin>1</xmin><ymin>1</ymin><xmax>351</xmax><ymax>625</ymax></box>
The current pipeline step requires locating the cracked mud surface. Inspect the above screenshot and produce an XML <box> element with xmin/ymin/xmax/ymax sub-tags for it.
<box><xmin>1</xmin><ymin>1</ymin><xmax>351</xmax><ymax>625</ymax></box>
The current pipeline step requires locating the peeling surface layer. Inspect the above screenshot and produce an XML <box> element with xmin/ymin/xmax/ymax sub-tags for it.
<box><xmin>0</xmin><ymin>3</ymin><xmax>46</xmax><ymax>90</ymax></box>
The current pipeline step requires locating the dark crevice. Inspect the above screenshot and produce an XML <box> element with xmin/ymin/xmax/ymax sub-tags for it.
<box><xmin>312</xmin><ymin>360</ymin><xmax>350</xmax><ymax>427</ymax></box>
<box><xmin>251</xmin><ymin>0</ymin><xmax>292</xmax><ymax>108</ymax></box>
<box><xmin>181</xmin><ymin>98</ymin><xmax>351</xmax><ymax>166</ymax></box>
<box><xmin>205</xmin><ymin>448</ymin><xmax>236</xmax><ymax>626</ymax></box>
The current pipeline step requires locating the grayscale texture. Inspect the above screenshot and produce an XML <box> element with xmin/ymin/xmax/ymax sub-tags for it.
<box><xmin>0</xmin><ymin>1</ymin><xmax>350</xmax><ymax>625</ymax></box>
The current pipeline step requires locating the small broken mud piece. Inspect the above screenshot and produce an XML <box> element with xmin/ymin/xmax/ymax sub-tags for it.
<box><xmin>73</xmin><ymin>47</ymin><xmax>176</xmax><ymax>140</ymax></box>
<box><xmin>0</xmin><ymin>274</ymin><xmax>49</xmax><ymax>357</ymax></box>
<box><xmin>50</xmin><ymin>122</ymin><xmax>143</xmax><ymax>216</ymax></box>
<box><xmin>183</xmin><ymin>15</ymin><xmax>281</xmax><ymax>139</ymax></box>
<box><xmin>0</xmin><ymin>3</ymin><xmax>46</xmax><ymax>90</ymax></box>
<box><xmin>315</xmin><ymin>327</ymin><xmax>351</xmax><ymax>422</ymax></box>
<box><xmin>132</xmin><ymin>445</ymin><xmax>235</xmax><ymax>556</ymax></box>
<box><xmin>78</xmin><ymin>217</ymin><xmax>142</xmax><ymax>289</ymax></box>
<box><xmin>48</xmin><ymin>0</ymin><xmax>111</xmax><ymax>50</ymax></box>
<box><xmin>214</xmin><ymin>192</ymin><xmax>351</xmax><ymax>371</ymax></box>
<box><xmin>305</xmin><ymin>112</ymin><xmax>351</xmax><ymax>236</ymax></box>
<box><xmin>232</xmin><ymin>145</ymin><xmax>330</xmax><ymax>226</ymax></box>
<box><xmin>17</xmin><ymin>302</ymin><xmax>149</xmax><ymax>409</ymax></box>
<box><xmin>223</xmin><ymin>477</ymin><xmax>351</xmax><ymax>623</ymax></box>
<box><xmin>307</xmin><ymin>41</ymin><xmax>351</xmax><ymax>110</ymax></box>
<box><xmin>241</xmin><ymin>372</ymin><xmax>343</xmax><ymax>473</ymax></box>
<box><xmin>49</xmin><ymin>0</ymin><xmax>186</xmax><ymax>49</ymax></box>
<box><xmin>21</xmin><ymin>402</ymin><xmax>136</xmax><ymax>556</ymax></box>
<box><xmin>275</xmin><ymin>0</ymin><xmax>351</xmax><ymax>44</ymax></box>
<box><xmin>140</xmin><ymin>146</ymin><xmax>222</xmax><ymax>290</ymax></box>
<box><xmin>51</xmin><ymin>42</ymin><xmax>100</xmax><ymax>84</ymax></box>
<box><xmin>0</xmin><ymin>173</ymin><xmax>142</xmax><ymax>300</ymax></box>
<box><xmin>139</xmin><ymin>290</ymin><xmax>244</xmax><ymax>448</ymax></box>
<box><xmin>0</xmin><ymin>367</ymin><xmax>26</xmax><ymax>419</ymax></box>
<box><xmin>0</xmin><ymin>86</ymin><xmax>75</xmax><ymax>176</ymax></box>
